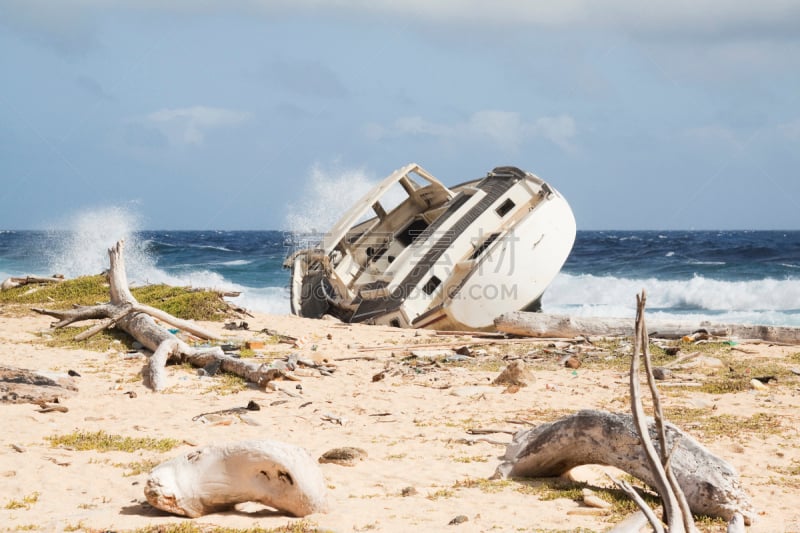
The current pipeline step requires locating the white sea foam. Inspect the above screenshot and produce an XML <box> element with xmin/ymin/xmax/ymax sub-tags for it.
<box><xmin>283</xmin><ymin>162</ymin><xmax>409</xmax><ymax>237</ymax></box>
<box><xmin>284</xmin><ymin>163</ymin><xmax>378</xmax><ymax>235</ymax></box>
<box><xmin>34</xmin><ymin>206</ymin><xmax>290</xmax><ymax>315</ymax></box>
<box><xmin>232</xmin><ymin>286</ymin><xmax>290</xmax><ymax>315</ymax></box>
<box><xmin>543</xmin><ymin>273</ymin><xmax>800</xmax><ymax>326</ymax></box>
<box><xmin>45</xmin><ymin>206</ymin><xmax>154</xmax><ymax>280</ymax></box>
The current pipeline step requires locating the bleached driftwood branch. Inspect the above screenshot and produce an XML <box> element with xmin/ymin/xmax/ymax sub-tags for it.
<box><xmin>495</xmin><ymin>311</ymin><xmax>800</xmax><ymax>344</ymax></box>
<box><xmin>32</xmin><ymin>240</ymin><xmax>282</xmax><ymax>392</ymax></box>
<box><xmin>145</xmin><ymin>440</ymin><xmax>329</xmax><ymax>517</ymax></box>
<box><xmin>626</xmin><ymin>291</ymin><xmax>694</xmax><ymax>532</ymax></box>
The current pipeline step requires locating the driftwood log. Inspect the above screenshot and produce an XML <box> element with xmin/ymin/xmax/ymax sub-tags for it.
<box><xmin>32</xmin><ymin>240</ymin><xmax>282</xmax><ymax>392</ymax></box>
<box><xmin>493</xmin><ymin>410</ymin><xmax>755</xmax><ymax>525</ymax></box>
<box><xmin>0</xmin><ymin>365</ymin><xmax>77</xmax><ymax>404</ymax></box>
<box><xmin>145</xmin><ymin>440</ymin><xmax>329</xmax><ymax>517</ymax></box>
<box><xmin>495</xmin><ymin>310</ymin><xmax>800</xmax><ymax>344</ymax></box>
<box><xmin>1</xmin><ymin>275</ymin><xmax>64</xmax><ymax>291</ymax></box>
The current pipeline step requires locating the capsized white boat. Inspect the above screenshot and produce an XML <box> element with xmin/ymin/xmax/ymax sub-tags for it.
<box><xmin>284</xmin><ymin>164</ymin><xmax>576</xmax><ymax>331</ymax></box>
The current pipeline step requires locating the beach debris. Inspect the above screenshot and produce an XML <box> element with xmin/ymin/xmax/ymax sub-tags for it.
<box><xmin>0</xmin><ymin>365</ymin><xmax>77</xmax><ymax>405</ymax></box>
<box><xmin>257</xmin><ymin>328</ymin><xmax>299</xmax><ymax>345</ymax></box>
<box><xmin>224</xmin><ymin>320</ymin><xmax>249</xmax><ymax>330</ymax></box>
<box><xmin>652</xmin><ymin>367</ymin><xmax>672</xmax><ymax>380</ymax></box>
<box><xmin>749</xmin><ymin>378</ymin><xmax>769</xmax><ymax>391</ymax></box>
<box><xmin>10</xmin><ymin>444</ymin><xmax>26</xmax><ymax>453</ymax></box>
<box><xmin>1</xmin><ymin>274</ymin><xmax>64</xmax><ymax>291</ymax></box>
<box><xmin>564</xmin><ymin>356</ymin><xmax>581</xmax><ymax>369</ymax></box>
<box><xmin>192</xmin><ymin>400</ymin><xmax>261</xmax><ymax>423</ymax></box>
<box><xmin>410</xmin><ymin>349</ymin><xmax>456</xmax><ymax>359</ymax></box>
<box><xmin>267</xmin><ymin>382</ymin><xmax>303</xmax><ymax>398</ymax></box>
<box><xmin>293</xmin><ymin>354</ymin><xmax>336</xmax><ymax>376</ymax></box>
<box><xmin>467</xmin><ymin>428</ymin><xmax>515</xmax><ymax>436</ymax></box>
<box><xmin>144</xmin><ymin>439</ymin><xmax>329</xmax><ymax>518</ymax></box>
<box><xmin>752</xmin><ymin>375</ymin><xmax>775</xmax><ymax>384</ymax></box>
<box><xmin>401</xmin><ymin>486</ymin><xmax>418</xmax><ymax>497</ymax></box>
<box><xmin>448</xmin><ymin>515</ymin><xmax>469</xmax><ymax>525</ymax></box>
<box><xmin>318</xmin><ymin>446</ymin><xmax>367</xmax><ymax>466</ymax></box>
<box><xmin>494</xmin><ymin>311</ymin><xmax>800</xmax><ymax>345</ymax></box>
<box><xmin>36</xmin><ymin>403</ymin><xmax>69</xmax><ymax>413</ymax></box>
<box><xmin>321</xmin><ymin>412</ymin><xmax>348</xmax><ymax>425</ymax></box>
<box><xmin>493</xmin><ymin>361</ymin><xmax>534</xmax><ymax>387</ymax></box>
<box><xmin>582</xmin><ymin>488</ymin><xmax>612</xmax><ymax>509</ymax></box>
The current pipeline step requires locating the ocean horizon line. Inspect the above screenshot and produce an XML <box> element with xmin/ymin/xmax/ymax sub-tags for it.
<box><xmin>3</xmin><ymin>228</ymin><xmax>800</xmax><ymax>233</ymax></box>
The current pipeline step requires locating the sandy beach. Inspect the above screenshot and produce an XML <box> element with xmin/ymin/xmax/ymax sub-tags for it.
<box><xmin>1</xmin><ymin>308</ymin><xmax>799</xmax><ymax>532</ymax></box>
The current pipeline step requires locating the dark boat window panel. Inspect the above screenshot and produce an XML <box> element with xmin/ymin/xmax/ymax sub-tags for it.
<box><xmin>495</xmin><ymin>198</ymin><xmax>515</xmax><ymax>217</ymax></box>
<box><xmin>469</xmin><ymin>232</ymin><xmax>500</xmax><ymax>260</ymax></box>
<box><xmin>395</xmin><ymin>218</ymin><xmax>430</xmax><ymax>247</ymax></box>
<box><xmin>422</xmin><ymin>275</ymin><xmax>442</xmax><ymax>295</ymax></box>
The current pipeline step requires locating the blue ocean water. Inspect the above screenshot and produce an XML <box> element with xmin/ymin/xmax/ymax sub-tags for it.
<box><xmin>2</xmin><ymin>224</ymin><xmax>799</xmax><ymax>326</ymax></box>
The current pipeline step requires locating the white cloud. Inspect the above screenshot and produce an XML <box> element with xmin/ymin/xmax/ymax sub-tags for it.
<box><xmin>142</xmin><ymin>106</ymin><xmax>251</xmax><ymax>146</ymax></box>
<box><xmin>367</xmin><ymin>111</ymin><xmax>577</xmax><ymax>152</ymax></box>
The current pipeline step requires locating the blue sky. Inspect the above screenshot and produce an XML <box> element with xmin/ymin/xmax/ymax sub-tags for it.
<box><xmin>1</xmin><ymin>1</ymin><xmax>799</xmax><ymax>230</ymax></box>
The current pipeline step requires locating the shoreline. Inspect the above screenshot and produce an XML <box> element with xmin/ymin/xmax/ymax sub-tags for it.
<box><xmin>1</xmin><ymin>309</ymin><xmax>799</xmax><ymax>532</ymax></box>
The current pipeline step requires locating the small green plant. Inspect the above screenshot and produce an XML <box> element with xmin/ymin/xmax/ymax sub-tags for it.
<box><xmin>39</xmin><ymin>325</ymin><xmax>134</xmax><ymax>352</ymax></box>
<box><xmin>4</xmin><ymin>492</ymin><xmax>40</xmax><ymax>510</ymax></box>
<box><xmin>664</xmin><ymin>410</ymin><xmax>783</xmax><ymax>440</ymax></box>
<box><xmin>453</xmin><ymin>455</ymin><xmax>489</xmax><ymax>463</ymax></box>
<box><xmin>132</xmin><ymin>284</ymin><xmax>229</xmax><ymax>321</ymax></box>
<box><xmin>426</xmin><ymin>488</ymin><xmax>455</xmax><ymax>500</ymax></box>
<box><xmin>126</xmin><ymin>521</ymin><xmax>319</xmax><ymax>533</ymax></box>
<box><xmin>205</xmin><ymin>372</ymin><xmax>249</xmax><ymax>395</ymax></box>
<box><xmin>113</xmin><ymin>458</ymin><xmax>161</xmax><ymax>476</ymax></box>
<box><xmin>46</xmin><ymin>430</ymin><xmax>180</xmax><ymax>453</ymax></box>
<box><xmin>0</xmin><ymin>275</ymin><xmax>232</xmax><ymax>322</ymax></box>
<box><xmin>452</xmin><ymin>477</ymin><xmax>512</xmax><ymax>493</ymax></box>
<box><xmin>385</xmin><ymin>453</ymin><xmax>407</xmax><ymax>461</ymax></box>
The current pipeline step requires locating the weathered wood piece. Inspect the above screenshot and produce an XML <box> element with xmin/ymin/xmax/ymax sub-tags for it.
<box><xmin>32</xmin><ymin>240</ymin><xmax>283</xmax><ymax>392</ymax></box>
<box><xmin>628</xmin><ymin>291</ymin><xmax>695</xmax><ymax>533</ymax></box>
<box><xmin>0</xmin><ymin>365</ymin><xmax>77</xmax><ymax>404</ymax></box>
<box><xmin>495</xmin><ymin>311</ymin><xmax>800</xmax><ymax>344</ymax></box>
<box><xmin>1</xmin><ymin>275</ymin><xmax>64</xmax><ymax>290</ymax></box>
<box><xmin>492</xmin><ymin>410</ymin><xmax>755</xmax><ymax>525</ymax></box>
<box><xmin>145</xmin><ymin>440</ymin><xmax>329</xmax><ymax>517</ymax></box>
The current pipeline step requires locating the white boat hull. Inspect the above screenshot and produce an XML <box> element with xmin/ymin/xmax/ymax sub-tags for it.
<box><xmin>284</xmin><ymin>164</ymin><xmax>576</xmax><ymax>331</ymax></box>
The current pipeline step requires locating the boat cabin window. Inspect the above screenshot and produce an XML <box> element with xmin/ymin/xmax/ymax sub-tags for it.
<box><xmin>422</xmin><ymin>275</ymin><xmax>442</xmax><ymax>295</ymax></box>
<box><xmin>395</xmin><ymin>218</ymin><xmax>429</xmax><ymax>247</ymax></box>
<box><xmin>495</xmin><ymin>198</ymin><xmax>515</xmax><ymax>218</ymax></box>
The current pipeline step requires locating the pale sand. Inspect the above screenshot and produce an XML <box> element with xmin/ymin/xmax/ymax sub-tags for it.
<box><xmin>1</xmin><ymin>310</ymin><xmax>799</xmax><ymax>532</ymax></box>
